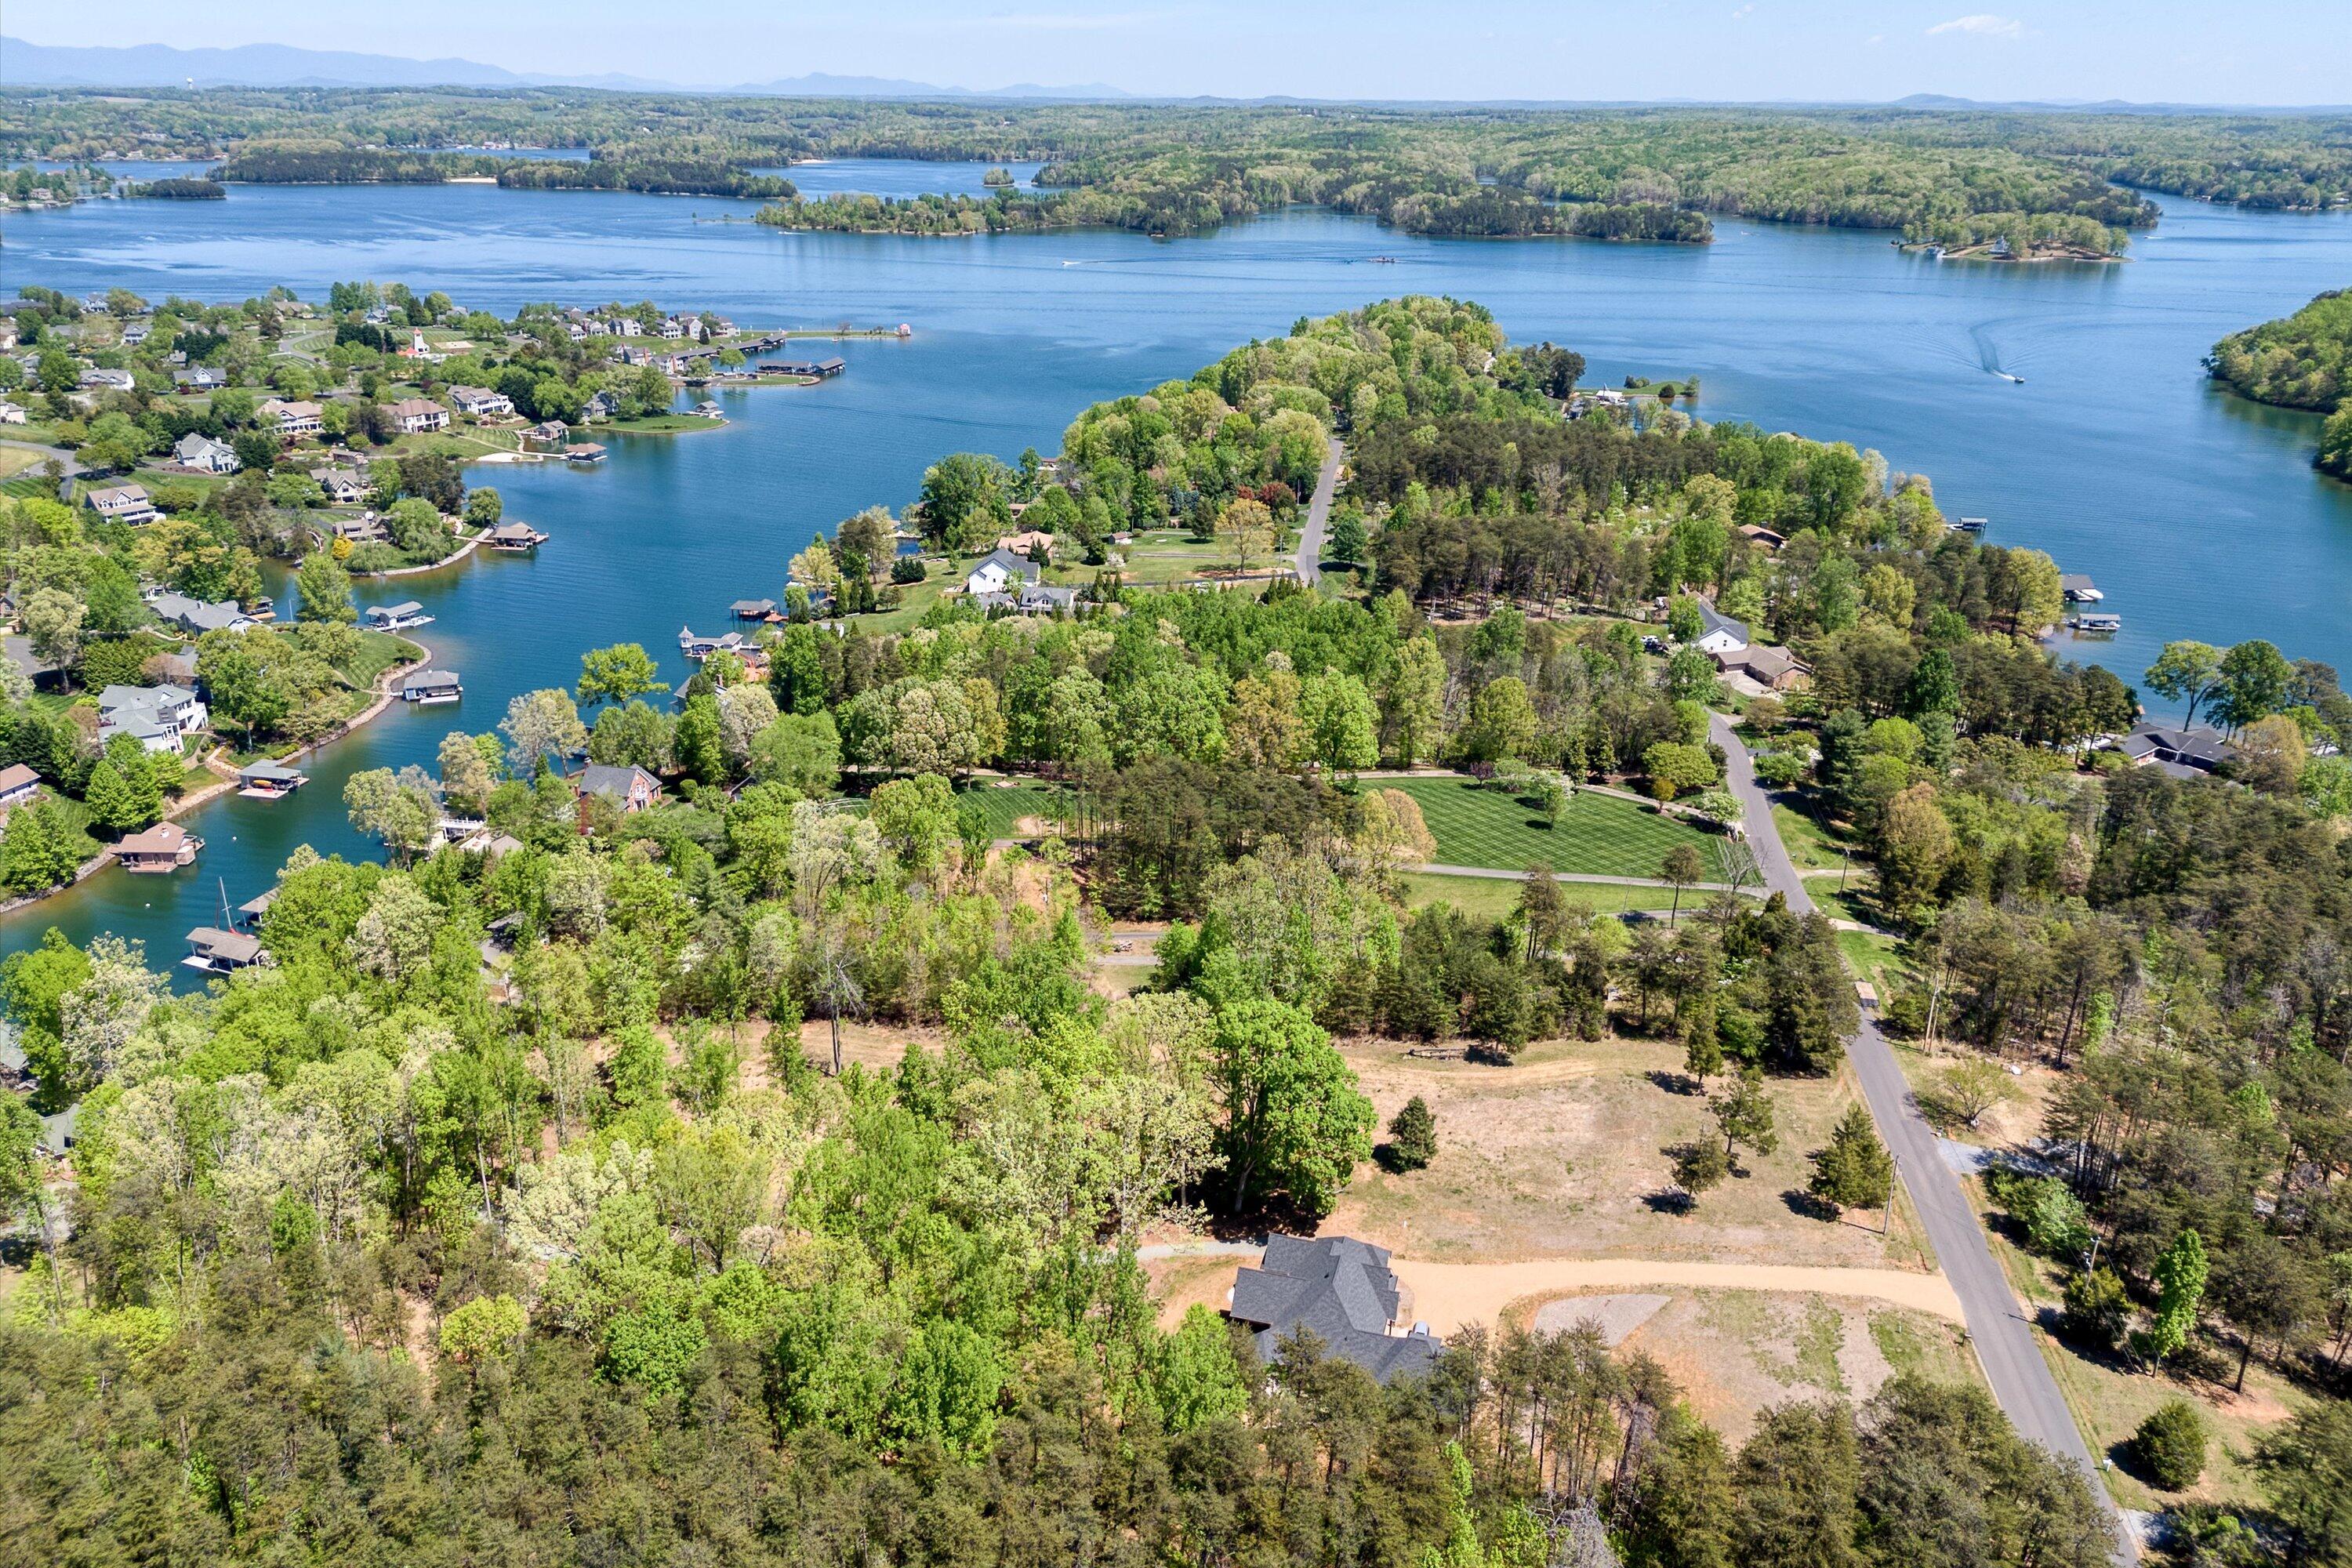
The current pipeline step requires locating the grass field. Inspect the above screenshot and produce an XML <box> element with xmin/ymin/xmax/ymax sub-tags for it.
<box><xmin>1772</xmin><ymin>796</ymin><xmax>1854</xmax><ymax>872</ymax></box>
<box><xmin>1398</xmin><ymin>869</ymin><xmax>1739</xmax><ymax>921</ymax></box>
<box><xmin>1378</xmin><ymin>775</ymin><xmax>1732</xmax><ymax>880</ymax></box>
<box><xmin>955</xmin><ymin>782</ymin><xmax>1074</xmax><ymax>838</ymax></box>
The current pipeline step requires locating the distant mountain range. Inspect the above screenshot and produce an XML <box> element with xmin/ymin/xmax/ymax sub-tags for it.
<box><xmin>0</xmin><ymin>37</ymin><xmax>1129</xmax><ymax>99</ymax></box>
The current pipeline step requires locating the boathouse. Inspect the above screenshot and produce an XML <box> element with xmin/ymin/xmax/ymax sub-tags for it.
<box><xmin>401</xmin><ymin>669</ymin><xmax>463</xmax><ymax>705</ymax></box>
<box><xmin>117</xmin><ymin>821</ymin><xmax>201</xmax><ymax>873</ymax></box>
<box><xmin>488</xmin><ymin>521</ymin><xmax>550</xmax><ymax>551</ymax></box>
<box><xmin>237</xmin><ymin>759</ymin><xmax>306</xmax><ymax>798</ymax></box>
<box><xmin>184</xmin><ymin>927</ymin><xmax>267</xmax><ymax>973</ymax></box>
<box><xmin>363</xmin><ymin>601</ymin><xmax>433</xmax><ymax>631</ymax></box>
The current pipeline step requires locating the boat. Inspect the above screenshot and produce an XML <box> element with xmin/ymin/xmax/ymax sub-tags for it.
<box><xmin>2067</xmin><ymin>613</ymin><xmax>2122</xmax><ymax>634</ymax></box>
<box><xmin>1951</xmin><ymin>517</ymin><xmax>1988</xmax><ymax>533</ymax></box>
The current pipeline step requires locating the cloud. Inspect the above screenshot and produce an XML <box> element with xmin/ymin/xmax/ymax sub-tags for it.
<box><xmin>1927</xmin><ymin>13</ymin><xmax>2024</xmax><ymax>38</ymax></box>
<box><xmin>1730</xmin><ymin>2</ymin><xmax>1755</xmax><ymax>16</ymax></box>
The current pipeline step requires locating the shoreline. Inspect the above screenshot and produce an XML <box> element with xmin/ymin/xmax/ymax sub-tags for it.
<box><xmin>0</xmin><ymin>636</ymin><xmax>428</xmax><ymax>924</ymax></box>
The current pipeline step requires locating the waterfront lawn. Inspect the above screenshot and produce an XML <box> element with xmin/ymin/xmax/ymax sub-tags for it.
<box><xmin>606</xmin><ymin>413</ymin><xmax>720</xmax><ymax>434</ymax></box>
<box><xmin>1377</xmin><ymin>775</ymin><xmax>1731</xmax><ymax>880</ymax></box>
<box><xmin>335</xmin><ymin>630</ymin><xmax>424</xmax><ymax>690</ymax></box>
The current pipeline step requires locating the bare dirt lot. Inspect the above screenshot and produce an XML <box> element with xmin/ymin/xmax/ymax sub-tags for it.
<box><xmin>1323</xmin><ymin>1033</ymin><xmax>1936</xmax><ymax>1272</ymax></box>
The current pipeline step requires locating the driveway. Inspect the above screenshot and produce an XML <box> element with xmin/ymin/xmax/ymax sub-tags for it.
<box><xmin>1294</xmin><ymin>439</ymin><xmax>1345</xmax><ymax>586</ymax></box>
<box><xmin>1711</xmin><ymin>711</ymin><xmax>2125</xmax><ymax>1552</ymax></box>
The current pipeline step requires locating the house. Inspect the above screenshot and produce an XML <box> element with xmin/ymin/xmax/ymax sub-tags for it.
<box><xmin>678</xmin><ymin>626</ymin><xmax>747</xmax><ymax>660</ymax></box>
<box><xmin>328</xmin><ymin>513</ymin><xmax>388</xmax><ymax>546</ymax></box>
<box><xmin>574</xmin><ymin>762</ymin><xmax>662</xmax><ymax>815</ymax></box>
<box><xmin>2060</xmin><ymin>573</ymin><xmax>2103</xmax><ymax>604</ymax></box>
<box><xmin>363</xmin><ymin>601</ymin><xmax>434</xmax><ymax>631</ymax></box>
<box><xmin>78</xmin><ymin>367</ymin><xmax>136</xmax><ymax>393</ymax></box>
<box><xmin>994</xmin><ymin>528</ymin><xmax>1056</xmax><ymax>557</ymax></box>
<box><xmin>0</xmin><ymin>763</ymin><xmax>41</xmax><ymax>808</ymax></box>
<box><xmin>2117</xmin><ymin>723</ymin><xmax>2239</xmax><ymax>780</ymax></box>
<box><xmin>257</xmin><ymin>397</ymin><xmax>324</xmax><ymax>436</ymax></box>
<box><xmin>1689</xmin><ymin>601</ymin><xmax>1750</xmax><ymax>658</ymax></box>
<box><xmin>82</xmin><ymin>483</ymin><xmax>159</xmax><ymax>525</ymax></box>
<box><xmin>584</xmin><ymin>389</ymin><xmax>620</xmax><ymax>421</ymax></box>
<box><xmin>147</xmin><ymin>591</ymin><xmax>256</xmax><ymax>635</ymax></box>
<box><xmin>387</xmin><ymin>397</ymin><xmax>449</xmax><ymax>435</ymax></box>
<box><xmin>448</xmin><ymin>384</ymin><xmax>514</xmax><ymax>419</ymax></box>
<box><xmin>183</xmin><ymin>926</ymin><xmax>267</xmax><ymax>973</ymax></box>
<box><xmin>1726</xmin><ymin>643</ymin><xmax>1810</xmax><ymax>692</ymax></box>
<box><xmin>964</xmin><ymin>546</ymin><xmax>1041</xmax><ymax>598</ymax></box>
<box><xmin>98</xmin><ymin>683</ymin><xmax>208</xmax><ymax>753</ymax></box>
<box><xmin>0</xmin><ymin>402</ymin><xmax>26</xmax><ymax>425</ymax></box>
<box><xmin>401</xmin><ymin>669</ymin><xmax>463</xmax><ymax>705</ymax></box>
<box><xmin>120</xmin><ymin>321</ymin><xmax>151</xmax><ymax>347</ymax></box>
<box><xmin>172</xmin><ymin>432</ymin><xmax>240</xmax><ymax>474</ymax></box>
<box><xmin>1226</xmin><ymin>1236</ymin><xmax>1442</xmax><ymax>1383</ymax></box>
<box><xmin>173</xmin><ymin>366</ymin><xmax>228</xmax><ymax>390</ymax></box>
<box><xmin>488</xmin><ymin>521</ymin><xmax>549</xmax><ymax>552</ymax></box>
<box><xmin>1738</xmin><ymin>524</ymin><xmax>1788</xmax><ymax>552</ymax></box>
<box><xmin>523</xmin><ymin>419</ymin><xmax>570</xmax><ymax>449</ymax></box>
<box><xmin>116</xmin><ymin>821</ymin><xmax>202</xmax><ymax>873</ymax></box>
<box><xmin>312</xmin><ymin>469</ymin><xmax>368</xmax><ymax>506</ymax></box>
<box><xmin>236</xmin><ymin>759</ymin><xmax>306</xmax><ymax>798</ymax></box>
<box><xmin>974</xmin><ymin>582</ymin><xmax>1080</xmax><ymax>616</ymax></box>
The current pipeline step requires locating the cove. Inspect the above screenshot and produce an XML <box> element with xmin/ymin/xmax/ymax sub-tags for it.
<box><xmin>2</xmin><ymin>169</ymin><xmax>2349</xmax><ymax>978</ymax></box>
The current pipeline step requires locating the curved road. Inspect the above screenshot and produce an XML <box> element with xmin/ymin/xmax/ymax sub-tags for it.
<box><xmin>1294</xmin><ymin>439</ymin><xmax>1345</xmax><ymax>586</ymax></box>
<box><xmin>1712</xmin><ymin>712</ymin><xmax>2128</xmax><ymax>1556</ymax></box>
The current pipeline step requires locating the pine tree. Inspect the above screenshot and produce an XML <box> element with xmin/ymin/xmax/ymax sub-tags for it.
<box><xmin>1385</xmin><ymin>1095</ymin><xmax>1438</xmax><ymax>1171</ymax></box>
<box><xmin>1709</xmin><ymin>1065</ymin><xmax>1780</xmax><ymax>1171</ymax></box>
<box><xmin>1808</xmin><ymin>1103</ymin><xmax>1894</xmax><ymax>1212</ymax></box>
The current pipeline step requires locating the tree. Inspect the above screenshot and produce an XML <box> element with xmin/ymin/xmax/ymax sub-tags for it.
<box><xmin>293</xmin><ymin>551</ymin><xmax>355</xmax><ymax>623</ymax></box>
<box><xmin>1215</xmin><ymin>495</ymin><xmax>1277</xmax><ymax>575</ymax></box>
<box><xmin>576</xmin><ymin>642</ymin><xmax>667</xmax><ymax>709</ymax></box>
<box><xmin>2254</xmin><ymin>1403</ymin><xmax>2352</xmax><ymax>1566</ymax></box>
<box><xmin>1210</xmin><ymin>999</ymin><xmax>1374</xmax><ymax>1217</ymax></box>
<box><xmin>2132</xmin><ymin>1400</ymin><xmax>2207</xmax><ymax>1491</ymax></box>
<box><xmin>20</xmin><ymin>588</ymin><xmax>85</xmax><ymax>690</ymax></box>
<box><xmin>502</xmin><ymin>688</ymin><xmax>587</xmax><ymax>771</ymax></box>
<box><xmin>1381</xmin><ymin>635</ymin><xmax>1448</xmax><ymax>766</ymax></box>
<box><xmin>1458</xmin><ymin>677</ymin><xmax>1537</xmax><ymax>766</ymax></box>
<box><xmin>2141</xmin><ymin>1228</ymin><xmax>2209</xmax><ymax>1363</ymax></box>
<box><xmin>1709</xmin><ymin>1065</ymin><xmax>1778</xmax><ymax>1171</ymax></box>
<box><xmin>89</xmin><ymin>737</ymin><xmax>164</xmax><ymax>833</ymax></box>
<box><xmin>1671</xmin><ymin>1139</ymin><xmax>1731</xmax><ymax>1205</ymax></box>
<box><xmin>1807</xmin><ymin>1103</ymin><xmax>1893</xmax><ymax>1213</ymax></box>
<box><xmin>0</xmin><ymin>804</ymin><xmax>84</xmax><ymax>895</ymax></box>
<box><xmin>2212</xmin><ymin>638</ymin><xmax>2295</xmax><ymax>734</ymax></box>
<box><xmin>1299</xmin><ymin>669</ymin><xmax>1377</xmax><ymax>777</ymax></box>
<box><xmin>343</xmin><ymin>767</ymin><xmax>438</xmax><ymax>865</ymax></box>
<box><xmin>1384</xmin><ymin>1095</ymin><xmax>1437</xmax><ymax>1172</ymax></box>
<box><xmin>437</xmin><ymin>730</ymin><xmax>495</xmax><ymax>817</ymax></box>
<box><xmin>1661</xmin><ymin>844</ymin><xmax>1706</xmax><ymax>926</ymax></box>
<box><xmin>1643</xmin><ymin>741</ymin><xmax>1719</xmax><ymax>802</ymax></box>
<box><xmin>463</xmin><ymin>487</ymin><xmax>504</xmax><ymax>526</ymax></box>
<box><xmin>917</xmin><ymin>451</ymin><xmax>1013</xmax><ymax>550</ymax></box>
<box><xmin>2143</xmin><ymin>641</ymin><xmax>2226</xmax><ymax>729</ymax></box>
<box><xmin>1328</xmin><ymin>510</ymin><xmax>1367</xmax><ymax>564</ymax></box>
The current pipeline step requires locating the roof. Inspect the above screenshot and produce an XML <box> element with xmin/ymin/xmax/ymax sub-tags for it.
<box><xmin>86</xmin><ymin>483</ymin><xmax>152</xmax><ymax>506</ymax></box>
<box><xmin>2119</xmin><ymin>722</ymin><xmax>2238</xmax><ymax>772</ymax></box>
<box><xmin>730</xmin><ymin>598</ymin><xmax>777</xmax><ymax>615</ymax></box>
<box><xmin>368</xmin><ymin>601</ymin><xmax>423</xmax><ymax>617</ymax></box>
<box><xmin>577</xmin><ymin>762</ymin><xmax>659</xmax><ymax>800</ymax></box>
<box><xmin>1229</xmin><ymin>1235</ymin><xmax>1442</xmax><ymax>1383</ymax></box>
<box><xmin>970</xmin><ymin>546</ymin><xmax>1040</xmax><ymax>584</ymax></box>
<box><xmin>0</xmin><ymin>763</ymin><xmax>39</xmax><ymax>793</ymax></box>
<box><xmin>149</xmin><ymin>592</ymin><xmax>250</xmax><ymax>633</ymax></box>
<box><xmin>238</xmin><ymin>760</ymin><xmax>304</xmax><ymax>782</ymax></box>
<box><xmin>99</xmin><ymin>682</ymin><xmax>196</xmax><ymax>714</ymax></box>
<box><xmin>187</xmin><ymin>927</ymin><xmax>263</xmax><ymax>964</ymax></box>
<box><xmin>2060</xmin><ymin>574</ymin><xmax>2097</xmax><ymax>593</ymax></box>
<box><xmin>117</xmin><ymin>822</ymin><xmax>187</xmax><ymax>855</ymax></box>
<box><xmin>404</xmin><ymin>668</ymin><xmax>462</xmax><ymax>691</ymax></box>
<box><xmin>1740</xmin><ymin>644</ymin><xmax>1804</xmax><ymax>680</ymax></box>
<box><xmin>1694</xmin><ymin>600</ymin><xmax>1750</xmax><ymax>647</ymax></box>
<box><xmin>387</xmin><ymin>397</ymin><xmax>444</xmax><ymax>418</ymax></box>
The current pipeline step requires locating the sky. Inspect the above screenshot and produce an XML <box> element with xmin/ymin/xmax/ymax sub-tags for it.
<box><xmin>9</xmin><ymin>0</ymin><xmax>2350</xmax><ymax>104</ymax></box>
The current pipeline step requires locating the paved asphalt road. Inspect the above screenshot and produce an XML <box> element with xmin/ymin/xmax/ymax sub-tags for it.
<box><xmin>1294</xmin><ymin>440</ymin><xmax>1344</xmax><ymax>586</ymax></box>
<box><xmin>1711</xmin><ymin>712</ymin><xmax>2129</xmax><ymax>1558</ymax></box>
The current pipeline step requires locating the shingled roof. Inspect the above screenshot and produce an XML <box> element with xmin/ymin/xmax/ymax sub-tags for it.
<box><xmin>1229</xmin><ymin>1235</ymin><xmax>1441</xmax><ymax>1382</ymax></box>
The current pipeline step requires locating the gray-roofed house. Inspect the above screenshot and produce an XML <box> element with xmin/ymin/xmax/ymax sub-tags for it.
<box><xmin>401</xmin><ymin>669</ymin><xmax>463</xmax><ymax>705</ymax></box>
<box><xmin>1690</xmin><ymin>601</ymin><xmax>1750</xmax><ymax>658</ymax></box>
<box><xmin>448</xmin><ymin>384</ymin><xmax>515</xmax><ymax>419</ymax></box>
<box><xmin>147</xmin><ymin>590</ymin><xmax>256</xmax><ymax>635</ymax></box>
<box><xmin>574</xmin><ymin>762</ymin><xmax>662</xmax><ymax>815</ymax></box>
<box><xmin>172</xmin><ymin>432</ymin><xmax>240</xmax><ymax>474</ymax></box>
<box><xmin>964</xmin><ymin>546</ymin><xmax>1041</xmax><ymax>598</ymax></box>
<box><xmin>313</xmin><ymin>469</ymin><xmax>369</xmax><ymax>506</ymax></box>
<box><xmin>973</xmin><ymin>582</ymin><xmax>1080</xmax><ymax>616</ymax></box>
<box><xmin>1227</xmin><ymin>1235</ymin><xmax>1442</xmax><ymax>1383</ymax></box>
<box><xmin>2117</xmin><ymin>722</ymin><xmax>2239</xmax><ymax>780</ymax></box>
<box><xmin>98</xmin><ymin>683</ymin><xmax>207</xmax><ymax>753</ymax></box>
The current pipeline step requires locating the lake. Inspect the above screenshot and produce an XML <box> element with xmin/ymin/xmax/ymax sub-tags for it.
<box><xmin>2</xmin><ymin>164</ymin><xmax>2349</xmax><ymax>978</ymax></box>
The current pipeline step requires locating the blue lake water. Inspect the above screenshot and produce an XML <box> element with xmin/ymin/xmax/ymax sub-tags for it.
<box><xmin>0</xmin><ymin>168</ymin><xmax>2348</xmax><ymax>978</ymax></box>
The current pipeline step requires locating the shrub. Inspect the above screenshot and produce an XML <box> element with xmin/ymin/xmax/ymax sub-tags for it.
<box><xmin>2132</xmin><ymin>1399</ymin><xmax>2208</xmax><ymax>1491</ymax></box>
<box><xmin>891</xmin><ymin>554</ymin><xmax>926</xmax><ymax>584</ymax></box>
<box><xmin>1382</xmin><ymin>1096</ymin><xmax>1437</xmax><ymax>1172</ymax></box>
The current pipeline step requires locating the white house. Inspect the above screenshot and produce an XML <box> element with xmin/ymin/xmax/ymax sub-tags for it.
<box><xmin>964</xmin><ymin>546</ymin><xmax>1041</xmax><ymax>598</ymax></box>
<box><xmin>1690</xmin><ymin>601</ymin><xmax>1751</xmax><ymax>658</ymax></box>
<box><xmin>387</xmin><ymin>397</ymin><xmax>449</xmax><ymax>435</ymax></box>
<box><xmin>172</xmin><ymin>432</ymin><xmax>240</xmax><ymax>474</ymax></box>
<box><xmin>147</xmin><ymin>591</ymin><xmax>257</xmax><ymax>635</ymax></box>
<box><xmin>97</xmin><ymin>683</ymin><xmax>208</xmax><ymax>753</ymax></box>
<box><xmin>448</xmin><ymin>384</ymin><xmax>515</xmax><ymax>419</ymax></box>
<box><xmin>258</xmin><ymin>397</ymin><xmax>324</xmax><ymax>436</ymax></box>
<box><xmin>83</xmin><ymin>484</ymin><xmax>160</xmax><ymax>525</ymax></box>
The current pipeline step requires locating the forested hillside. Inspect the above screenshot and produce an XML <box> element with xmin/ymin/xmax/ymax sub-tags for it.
<box><xmin>2210</xmin><ymin>289</ymin><xmax>2352</xmax><ymax>478</ymax></box>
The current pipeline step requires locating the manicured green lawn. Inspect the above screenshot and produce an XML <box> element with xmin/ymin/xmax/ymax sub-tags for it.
<box><xmin>334</xmin><ymin>630</ymin><xmax>424</xmax><ymax>689</ymax></box>
<box><xmin>955</xmin><ymin>782</ymin><xmax>1076</xmax><ymax>838</ymax></box>
<box><xmin>1397</xmin><ymin>869</ymin><xmax>1741</xmax><ymax>921</ymax></box>
<box><xmin>1377</xmin><ymin>775</ymin><xmax>1732</xmax><ymax>880</ymax></box>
